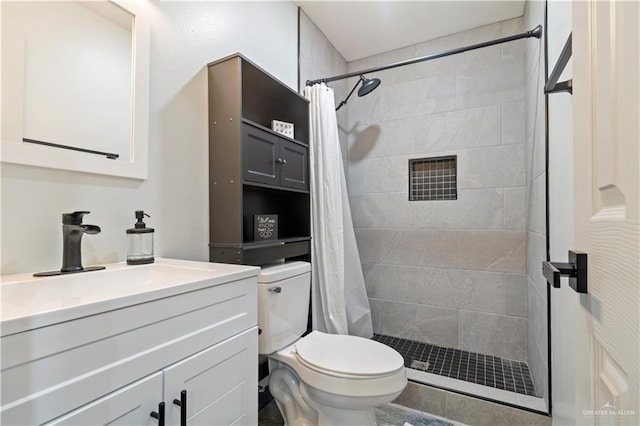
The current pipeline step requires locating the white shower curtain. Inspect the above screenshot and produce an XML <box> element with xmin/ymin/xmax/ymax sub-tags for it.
<box><xmin>304</xmin><ymin>83</ymin><xmax>373</xmax><ymax>339</ymax></box>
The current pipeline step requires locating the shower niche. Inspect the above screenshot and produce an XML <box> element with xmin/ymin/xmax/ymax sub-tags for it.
<box><xmin>207</xmin><ymin>53</ymin><xmax>311</xmax><ymax>265</ymax></box>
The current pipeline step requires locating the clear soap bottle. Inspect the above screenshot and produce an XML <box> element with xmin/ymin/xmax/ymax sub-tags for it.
<box><xmin>126</xmin><ymin>210</ymin><xmax>154</xmax><ymax>265</ymax></box>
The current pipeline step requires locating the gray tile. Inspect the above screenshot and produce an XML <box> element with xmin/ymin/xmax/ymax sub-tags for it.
<box><xmin>414</xmin><ymin>104</ymin><xmax>501</xmax><ymax>153</ymax></box>
<box><xmin>380</xmin><ymin>300</ymin><xmax>458</xmax><ymax>347</ymax></box>
<box><xmin>527</xmin><ymin>92</ymin><xmax>546</xmax><ymax>180</ymax></box>
<box><xmin>364</xmin><ymin>263</ymin><xmax>424</xmax><ymax>303</ymax></box>
<box><xmin>368</xmin><ymin>297</ymin><xmax>383</xmax><ymax>334</ymax></box>
<box><xmin>347</xmin><ymin>156</ymin><xmax>407</xmax><ymax>195</ymax></box>
<box><xmin>258</xmin><ymin>400</ymin><xmax>283</xmax><ymax>426</ymax></box>
<box><xmin>415</xmin><ymin>189</ymin><xmax>504</xmax><ymax>230</ymax></box>
<box><xmin>501</xmin><ymin>18</ymin><xmax>526</xmax><ymax>62</ymax></box>
<box><xmin>526</xmin><ymin>231</ymin><xmax>547</xmax><ymax>296</ymax></box>
<box><xmin>457</xmin><ymin>144</ymin><xmax>526</xmax><ymax>189</ymax></box>
<box><xmin>504</xmin><ymin>187</ymin><xmax>527</xmax><ymax>230</ymax></box>
<box><xmin>354</xmin><ymin>228</ymin><xmax>399</xmax><ymax>264</ymax></box>
<box><xmin>445</xmin><ymin>392</ymin><xmax>551</xmax><ymax>426</ymax></box>
<box><xmin>388</xmin><ymin>230</ymin><xmax>458</xmax><ymax>268</ymax></box>
<box><xmin>458</xmin><ymin>310</ymin><xmax>528</xmax><ymax>360</ymax></box>
<box><xmin>527</xmin><ymin>173</ymin><xmax>546</xmax><ymax>235</ymax></box>
<box><xmin>414</xmin><ymin>267</ymin><xmax>457</xmax><ymax>308</ymax></box>
<box><xmin>455</xmin><ymin>39</ymin><xmax>525</xmax><ymax>109</ymax></box>
<box><xmin>505</xmin><ymin>273</ymin><xmax>527</xmax><ymax>317</ymax></box>
<box><xmin>376</xmin><ymin>44</ymin><xmax>418</xmax><ymax>85</ymax></box>
<box><xmin>393</xmin><ymin>382</ymin><xmax>448</xmax><ymax>419</ymax></box>
<box><xmin>368</xmin><ymin>265</ymin><xmax>524</xmax><ymax>318</ymax></box>
<box><xmin>457</xmin><ymin>230</ymin><xmax>526</xmax><ymax>273</ymax></box>
<box><xmin>350</xmin><ymin>192</ymin><xmax>416</xmax><ymax>229</ymax></box>
<box><xmin>502</xmin><ymin>100</ymin><xmax>526</xmax><ymax>145</ymax></box>
<box><xmin>527</xmin><ymin>278</ymin><xmax>548</xmax><ymax>364</ymax></box>
<box><xmin>348</xmin><ymin>118</ymin><xmax>416</xmax><ymax>161</ymax></box>
<box><xmin>413</xmin><ymin>32</ymin><xmax>463</xmax><ymax>78</ymax></box>
<box><xmin>377</xmin><ymin>74</ymin><xmax>456</xmax><ymax>122</ymax></box>
<box><xmin>447</xmin><ymin>270</ymin><xmax>521</xmax><ymax>317</ymax></box>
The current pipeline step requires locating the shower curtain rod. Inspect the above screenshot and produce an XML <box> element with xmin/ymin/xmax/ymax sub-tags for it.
<box><xmin>306</xmin><ymin>25</ymin><xmax>542</xmax><ymax>86</ymax></box>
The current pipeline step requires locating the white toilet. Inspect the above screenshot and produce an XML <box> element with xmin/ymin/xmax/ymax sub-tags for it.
<box><xmin>258</xmin><ymin>261</ymin><xmax>407</xmax><ymax>426</ymax></box>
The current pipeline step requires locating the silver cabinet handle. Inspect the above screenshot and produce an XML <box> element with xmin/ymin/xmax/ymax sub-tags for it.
<box><xmin>268</xmin><ymin>287</ymin><xmax>282</xmax><ymax>294</ymax></box>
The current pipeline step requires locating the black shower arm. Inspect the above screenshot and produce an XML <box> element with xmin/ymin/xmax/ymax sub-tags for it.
<box><xmin>306</xmin><ymin>25</ymin><xmax>542</xmax><ymax>86</ymax></box>
<box><xmin>335</xmin><ymin>76</ymin><xmax>364</xmax><ymax>111</ymax></box>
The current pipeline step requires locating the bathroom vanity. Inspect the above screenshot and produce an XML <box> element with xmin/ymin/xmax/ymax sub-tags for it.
<box><xmin>0</xmin><ymin>259</ymin><xmax>259</xmax><ymax>425</ymax></box>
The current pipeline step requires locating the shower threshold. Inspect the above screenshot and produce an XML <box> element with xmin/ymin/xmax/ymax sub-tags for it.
<box><xmin>373</xmin><ymin>334</ymin><xmax>547</xmax><ymax>413</ymax></box>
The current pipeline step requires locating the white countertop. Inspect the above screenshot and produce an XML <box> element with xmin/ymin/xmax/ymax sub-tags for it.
<box><xmin>0</xmin><ymin>258</ymin><xmax>259</xmax><ymax>337</ymax></box>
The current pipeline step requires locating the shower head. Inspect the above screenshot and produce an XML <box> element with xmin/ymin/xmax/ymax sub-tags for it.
<box><xmin>357</xmin><ymin>76</ymin><xmax>381</xmax><ymax>97</ymax></box>
<box><xmin>335</xmin><ymin>75</ymin><xmax>382</xmax><ymax>111</ymax></box>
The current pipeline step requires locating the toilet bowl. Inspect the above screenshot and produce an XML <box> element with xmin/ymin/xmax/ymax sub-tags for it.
<box><xmin>258</xmin><ymin>262</ymin><xmax>407</xmax><ymax>426</ymax></box>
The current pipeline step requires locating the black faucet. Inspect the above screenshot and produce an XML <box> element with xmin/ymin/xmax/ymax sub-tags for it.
<box><xmin>61</xmin><ymin>211</ymin><xmax>101</xmax><ymax>272</ymax></box>
<box><xmin>34</xmin><ymin>211</ymin><xmax>106</xmax><ymax>277</ymax></box>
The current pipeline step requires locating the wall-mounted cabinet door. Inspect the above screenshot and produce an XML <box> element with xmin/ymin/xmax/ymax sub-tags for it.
<box><xmin>242</xmin><ymin>122</ymin><xmax>308</xmax><ymax>191</ymax></box>
<box><xmin>243</xmin><ymin>124</ymin><xmax>278</xmax><ymax>186</ymax></box>
<box><xmin>279</xmin><ymin>139</ymin><xmax>308</xmax><ymax>190</ymax></box>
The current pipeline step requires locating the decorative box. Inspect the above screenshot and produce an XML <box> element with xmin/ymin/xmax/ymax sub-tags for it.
<box><xmin>254</xmin><ymin>214</ymin><xmax>278</xmax><ymax>241</ymax></box>
<box><xmin>271</xmin><ymin>120</ymin><xmax>294</xmax><ymax>138</ymax></box>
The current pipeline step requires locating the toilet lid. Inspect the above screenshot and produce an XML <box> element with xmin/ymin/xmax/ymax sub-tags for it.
<box><xmin>295</xmin><ymin>331</ymin><xmax>404</xmax><ymax>377</ymax></box>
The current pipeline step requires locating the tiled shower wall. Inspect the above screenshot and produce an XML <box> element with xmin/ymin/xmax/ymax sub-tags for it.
<box><xmin>524</xmin><ymin>1</ymin><xmax>549</xmax><ymax>406</ymax></box>
<box><xmin>346</xmin><ymin>19</ymin><xmax>529</xmax><ymax>361</ymax></box>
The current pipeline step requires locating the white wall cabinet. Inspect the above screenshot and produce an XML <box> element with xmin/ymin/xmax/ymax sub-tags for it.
<box><xmin>1</xmin><ymin>264</ymin><xmax>259</xmax><ymax>426</ymax></box>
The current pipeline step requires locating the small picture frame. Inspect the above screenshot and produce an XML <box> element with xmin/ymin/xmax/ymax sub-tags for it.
<box><xmin>271</xmin><ymin>120</ymin><xmax>294</xmax><ymax>138</ymax></box>
<box><xmin>254</xmin><ymin>214</ymin><xmax>278</xmax><ymax>241</ymax></box>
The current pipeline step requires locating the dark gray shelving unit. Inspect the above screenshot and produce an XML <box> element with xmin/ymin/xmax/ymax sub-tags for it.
<box><xmin>207</xmin><ymin>53</ymin><xmax>310</xmax><ymax>265</ymax></box>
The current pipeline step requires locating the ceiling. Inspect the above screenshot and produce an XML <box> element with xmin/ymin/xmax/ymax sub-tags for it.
<box><xmin>297</xmin><ymin>1</ymin><xmax>526</xmax><ymax>62</ymax></box>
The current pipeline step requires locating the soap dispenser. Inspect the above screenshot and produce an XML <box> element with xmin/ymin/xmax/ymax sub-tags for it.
<box><xmin>126</xmin><ymin>210</ymin><xmax>154</xmax><ymax>265</ymax></box>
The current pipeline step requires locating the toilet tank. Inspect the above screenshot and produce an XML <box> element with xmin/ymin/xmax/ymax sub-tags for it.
<box><xmin>257</xmin><ymin>261</ymin><xmax>311</xmax><ymax>354</ymax></box>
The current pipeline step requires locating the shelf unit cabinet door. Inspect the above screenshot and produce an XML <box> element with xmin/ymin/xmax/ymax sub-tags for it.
<box><xmin>279</xmin><ymin>140</ymin><xmax>308</xmax><ymax>190</ymax></box>
<box><xmin>163</xmin><ymin>327</ymin><xmax>258</xmax><ymax>426</ymax></box>
<box><xmin>242</xmin><ymin>124</ymin><xmax>279</xmax><ymax>186</ymax></box>
<box><xmin>44</xmin><ymin>372</ymin><xmax>162</xmax><ymax>426</ymax></box>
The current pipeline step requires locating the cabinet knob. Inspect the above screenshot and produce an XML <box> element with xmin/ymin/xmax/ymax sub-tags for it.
<box><xmin>173</xmin><ymin>389</ymin><xmax>187</xmax><ymax>426</ymax></box>
<box><xmin>276</xmin><ymin>158</ymin><xmax>288</xmax><ymax>165</ymax></box>
<box><xmin>150</xmin><ymin>402</ymin><xmax>165</xmax><ymax>426</ymax></box>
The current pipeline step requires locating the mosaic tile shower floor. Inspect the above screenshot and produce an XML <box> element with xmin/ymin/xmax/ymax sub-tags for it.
<box><xmin>373</xmin><ymin>334</ymin><xmax>537</xmax><ymax>397</ymax></box>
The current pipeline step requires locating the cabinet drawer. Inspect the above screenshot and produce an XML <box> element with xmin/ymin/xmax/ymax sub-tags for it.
<box><xmin>1</xmin><ymin>277</ymin><xmax>257</xmax><ymax>425</ymax></box>
<box><xmin>44</xmin><ymin>372</ymin><xmax>162</xmax><ymax>426</ymax></box>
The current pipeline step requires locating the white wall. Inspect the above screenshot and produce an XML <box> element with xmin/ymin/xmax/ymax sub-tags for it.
<box><xmin>1</xmin><ymin>1</ymin><xmax>298</xmax><ymax>275</ymax></box>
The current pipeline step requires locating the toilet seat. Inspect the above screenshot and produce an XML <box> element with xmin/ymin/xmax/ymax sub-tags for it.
<box><xmin>271</xmin><ymin>331</ymin><xmax>407</xmax><ymax>398</ymax></box>
<box><xmin>295</xmin><ymin>331</ymin><xmax>404</xmax><ymax>378</ymax></box>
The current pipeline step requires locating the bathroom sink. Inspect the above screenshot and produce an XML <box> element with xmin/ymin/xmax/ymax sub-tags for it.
<box><xmin>0</xmin><ymin>258</ymin><xmax>259</xmax><ymax>336</ymax></box>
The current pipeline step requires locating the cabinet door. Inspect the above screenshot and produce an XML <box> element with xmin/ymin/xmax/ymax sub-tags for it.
<box><xmin>163</xmin><ymin>327</ymin><xmax>258</xmax><ymax>426</ymax></box>
<box><xmin>242</xmin><ymin>124</ymin><xmax>278</xmax><ymax>186</ymax></box>
<box><xmin>45</xmin><ymin>372</ymin><xmax>162</xmax><ymax>426</ymax></box>
<box><xmin>279</xmin><ymin>140</ymin><xmax>308</xmax><ymax>190</ymax></box>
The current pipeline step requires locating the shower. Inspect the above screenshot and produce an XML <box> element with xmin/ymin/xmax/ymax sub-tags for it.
<box><xmin>304</xmin><ymin>22</ymin><xmax>547</xmax><ymax>413</ymax></box>
<box><xmin>334</xmin><ymin>74</ymin><xmax>381</xmax><ymax>111</ymax></box>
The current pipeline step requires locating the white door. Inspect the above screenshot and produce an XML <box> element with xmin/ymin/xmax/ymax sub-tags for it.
<box><xmin>572</xmin><ymin>1</ymin><xmax>639</xmax><ymax>425</ymax></box>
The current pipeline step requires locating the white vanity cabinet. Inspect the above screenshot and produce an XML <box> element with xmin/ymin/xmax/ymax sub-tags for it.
<box><xmin>0</xmin><ymin>260</ymin><xmax>259</xmax><ymax>426</ymax></box>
